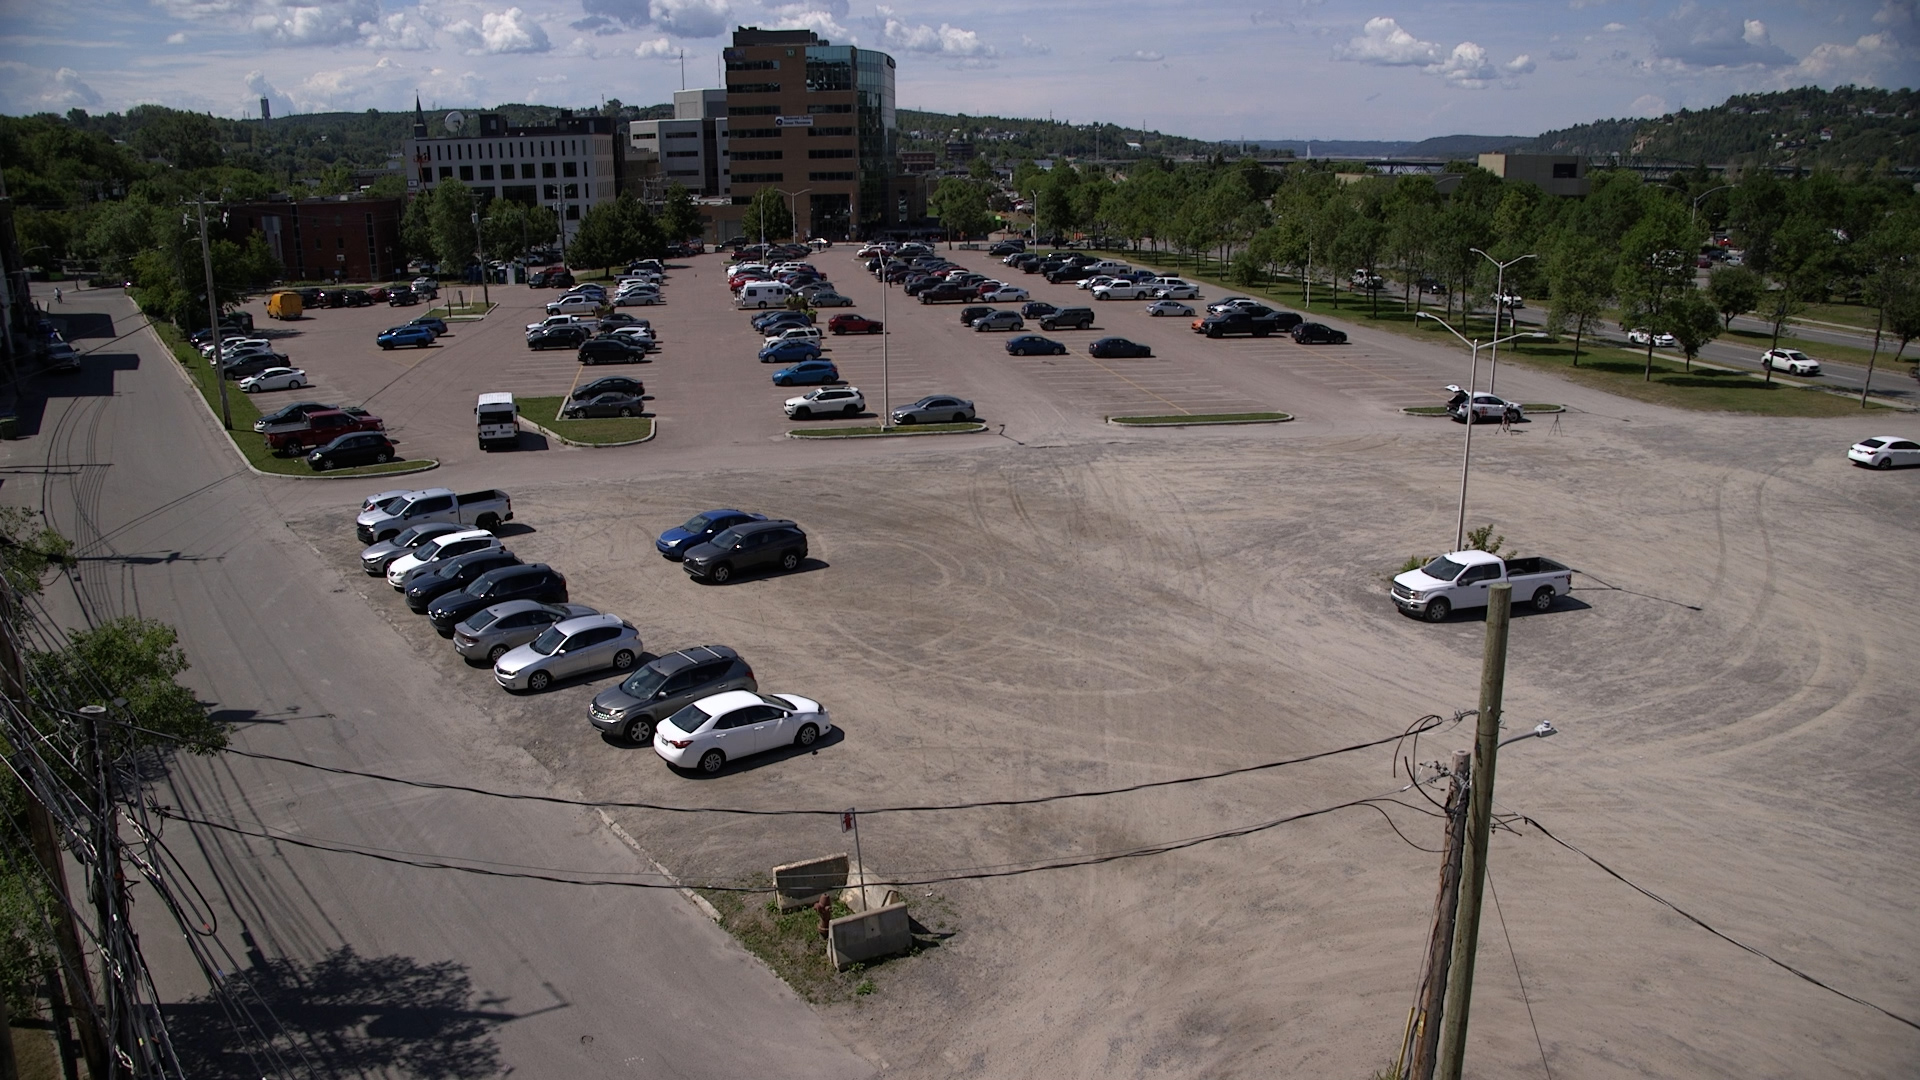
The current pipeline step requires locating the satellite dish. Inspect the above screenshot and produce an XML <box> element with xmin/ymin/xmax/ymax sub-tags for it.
<box><xmin>444</xmin><ymin>111</ymin><xmax>465</xmax><ymax>134</ymax></box>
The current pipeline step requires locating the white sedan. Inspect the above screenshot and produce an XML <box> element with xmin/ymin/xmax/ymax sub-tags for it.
<box><xmin>784</xmin><ymin>385</ymin><xmax>865</xmax><ymax>419</ymax></box>
<box><xmin>653</xmin><ymin>690</ymin><xmax>832</xmax><ymax>774</ymax></box>
<box><xmin>1446</xmin><ymin>385</ymin><xmax>1522</xmax><ymax>424</ymax></box>
<box><xmin>981</xmin><ymin>285</ymin><xmax>1030</xmax><ymax>302</ymax></box>
<box><xmin>1626</xmin><ymin>328</ymin><xmax>1676</xmax><ymax>347</ymax></box>
<box><xmin>1848</xmin><ymin>435</ymin><xmax>1920</xmax><ymax>469</ymax></box>
<box><xmin>238</xmin><ymin>366</ymin><xmax>309</xmax><ymax>393</ymax></box>
<box><xmin>1761</xmin><ymin>348</ymin><xmax>1822</xmax><ymax>376</ymax></box>
<box><xmin>614</xmin><ymin>291</ymin><xmax>662</xmax><ymax>307</ymax></box>
<box><xmin>1145</xmin><ymin>299</ymin><xmax>1195</xmax><ymax>318</ymax></box>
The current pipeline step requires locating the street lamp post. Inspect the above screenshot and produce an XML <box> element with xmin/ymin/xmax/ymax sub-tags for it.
<box><xmin>1415</xmin><ymin>312</ymin><xmax>1549</xmax><ymax>551</ymax></box>
<box><xmin>470</xmin><ymin>210</ymin><xmax>490</xmax><ymax>309</ymax></box>
<box><xmin>776</xmin><ymin>187</ymin><xmax>812</xmax><ymax>243</ymax></box>
<box><xmin>1469</xmin><ymin>249</ymin><xmax>1536</xmax><ymax>396</ymax></box>
<box><xmin>881</xmin><ymin>265</ymin><xmax>891</xmax><ymax>430</ymax></box>
<box><xmin>1690</xmin><ymin>184</ymin><xmax>1734</xmax><ymax>226</ymax></box>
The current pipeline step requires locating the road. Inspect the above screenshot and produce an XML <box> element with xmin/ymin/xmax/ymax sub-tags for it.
<box><xmin>6</xmin><ymin>284</ymin><xmax>873</xmax><ymax>1079</ymax></box>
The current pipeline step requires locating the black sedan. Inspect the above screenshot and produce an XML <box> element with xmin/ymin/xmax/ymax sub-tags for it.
<box><xmin>571</xmin><ymin>376</ymin><xmax>645</xmax><ymax>401</ymax></box>
<box><xmin>307</xmin><ymin>432</ymin><xmax>398</xmax><ymax>472</ymax></box>
<box><xmin>425</xmin><ymin>564</ymin><xmax>569</xmax><ymax>635</ymax></box>
<box><xmin>1089</xmin><ymin>337</ymin><xmax>1153</xmax><ymax>358</ymax></box>
<box><xmin>577</xmin><ymin>338</ymin><xmax>650</xmax><ymax>365</ymax></box>
<box><xmin>1292</xmin><ymin>322</ymin><xmax>1348</xmax><ymax>344</ymax></box>
<box><xmin>1005</xmin><ymin>334</ymin><xmax>1067</xmax><ymax>357</ymax></box>
<box><xmin>527</xmin><ymin>326</ymin><xmax>589</xmax><ymax>351</ymax></box>
<box><xmin>255</xmin><ymin>400</ymin><xmax>335</xmax><ymax>432</ymax></box>
<box><xmin>959</xmin><ymin>305</ymin><xmax>994</xmax><ymax>326</ymax></box>
<box><xmin>599</xmin><ymin>313</ymin><xmax>647</xmax><ymax>331</ymax></box>
<box><xmin>561</xmin><ymin>392</ymin><xmax>645</xmax><ymax>419</ymax></box>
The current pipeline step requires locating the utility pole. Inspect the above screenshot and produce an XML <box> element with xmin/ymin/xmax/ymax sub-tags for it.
<box><xmin>0</xmin><ymin>588</ymin><xmax>110</xmax><ymax>1080</ymax></box>
<box><xmin>470</xmin><ymin>210</ymin><xmax>490</xmax><ymax>309</ymax></box>
<box><xmin>1406</xmin><ymin>748</ymin><xmax>1472</xmax><ymax>1080</ymax></box>
<box><xmin>193</xmin><ymin>199</ymin><xmax>232</xmax><ymax>429</ymax></box>
<box><xmin>80</xmin><ymin>704</ymin><xmax>123</xmax><ymax>1079</ymax></box>
<box><xmin>1434</xmin><ymin>583</ymin><xmax>1512</xmax><ymax>1080</ymax></box>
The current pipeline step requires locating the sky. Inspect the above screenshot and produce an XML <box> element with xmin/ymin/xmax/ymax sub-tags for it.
<box><xmin>0</xmin><ymin>0</ymin><xmax>1915</xmax><ymax>141</ymax></box>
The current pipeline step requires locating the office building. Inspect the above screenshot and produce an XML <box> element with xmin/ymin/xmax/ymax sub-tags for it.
<box><xmin>722</xmin><ymin>26</ymin><xmax>898</xmax><ymax>239</ymax></box>
<box><xmin>402</xmin><ymin>99</ymin><xmax>624</xmax><ymax>244</ymax></box>
<box><xmin>226</xmin><ymin>196</ymin><xmax>404</xmax><ymax>282</ymax></box>
<box><xmin>628</xmin><ymin>89</ymin><xmax>731</xmax><ymax>200</ymax></box>
<box><xmin>1476</xmin><ymin>153</ymin><xmax>1590</xmax><ymax>197</ymax></box>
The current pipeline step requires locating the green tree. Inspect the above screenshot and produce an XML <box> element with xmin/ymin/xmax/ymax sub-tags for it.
<box><xmin>1663</xmin><ymin>288</ymin><xmax>1722</xmax><ymax>372</ymax></box>
<box><xmin>927</xmin><ymin>177</ymin><xmax>995</xmax><ymax>242</ymax></box>
<box><xmin>738</xmin><ymin>187</ymin><xmax>793</xmax><ymax>244</ymax></box>
<box><xmin>1546</xmin><ymin>230</ymin><xmax>1613</xmax><ymax>366</ymax></box>
<box><xmin>315</xmin><ymin>162</ymin><xmax>354</xmax><ymax>196</ymax></box>
<box><xmin>426</xmin><ymin>179</ymin><xmax>478</xmax><ymax>272</ymax></box>
<box><xmin>1614</xmin><ymin>198</ymin><xmax>1701</xmax><ymax>380</ymax></box>
<box><xmin>1706</xmin><ymin>265</ymin><xmax>1763</xmax><ymax>328</ymax></box>
<box><xmin>399</xmin><ymin>193</ymin><xmax>434</xmax><ymax>264</ymax></box>
<box><xmin>658</xmin><ymin>184</ymin><xmax>704</xmax><ymax>244</ymax></box>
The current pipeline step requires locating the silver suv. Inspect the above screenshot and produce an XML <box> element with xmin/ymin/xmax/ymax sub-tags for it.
<box><xmin>588</xmin><ymin>645</ymin><xmax>757</xmax><ymax>744</ymax></box>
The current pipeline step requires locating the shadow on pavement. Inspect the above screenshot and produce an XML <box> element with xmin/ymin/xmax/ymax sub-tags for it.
<box><xmin>8</xmin><ymin>351</ymin><xmax>141</xmax><ymax>436</ymax></box>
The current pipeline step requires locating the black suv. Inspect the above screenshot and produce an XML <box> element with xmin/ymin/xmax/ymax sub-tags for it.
<box><xmin>1039</xmin><ymin>307</ymin><xmax>1095</xmax><ymax>331</ymax></box>
<box><xmin>959</xmin><ymin>305</ymin><xmax>995</xmax><ymax>326</ymax></box>
<box><xmin>578</xmin><ymin>337</ymin><xmax>650</xmax><ymax>365</ymax></box>
<box><xmin>387</xmin><ymin>286</ymin><xmax>418</xmax><ymax>306</ymax></box>
<box><xmin>1198</xmin><ymin>309</ymin><xmax>1302</xmax><ymax>338</ymax></box>
<box><xmin>682</xmin><ymin>520</ymin><xmax>808</xmax><ymax>584</ymax></box>
<box><xmin>528</xmin><ymin>325</ymin><xmax>589</xmax><ymax>351</ymax></box>
<box><xmin>588</xmin><ymin>644</ymin><xmax>757</xmax><ymax>744</ymax></box>
<box><xmin>918</xmin><ymin>282</ymin><xmax>976</xmax><ymax>304</ymax></box>
<box><xmin>404</xmin><ymin>549</ymin><xmax>522</xmax><ymax>612</ymax></box>
<box><xmin>426</xmin><ymin>564</ymin><xmax>570</xmax><ymax>634</ymax></box>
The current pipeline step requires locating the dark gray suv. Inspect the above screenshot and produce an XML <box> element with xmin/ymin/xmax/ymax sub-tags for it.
<box><xmin>1038</xmin><ymin>307</ymin><xmax>1094</xmax><ymax>331</ymax></box>
<box><xmin>682</xmin><ymin>520</ymin><xmax>808</xmax><ymax>584</ymax></box>
<box><xmin>588</xmin><ymin>645</ymin><xmax>757</xmax><ymax>744</ymax></box>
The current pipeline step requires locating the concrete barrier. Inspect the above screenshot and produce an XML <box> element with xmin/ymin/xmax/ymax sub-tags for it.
<box><xmin>772</xmin><ymin>853</ymin><xmax>849</xmax><ymax>911</ymax></box>
<box><xmin>827</xmin><ymin>901</ymin><xmax>912</xmax><ymax>970</ymax></box>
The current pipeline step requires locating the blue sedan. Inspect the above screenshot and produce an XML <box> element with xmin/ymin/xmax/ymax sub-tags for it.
<box><xmin>655</xmin><ymin>509</ymin><xmax>769</xmax><ymax>560</ymax></box>
<box><xmin>772</xmin><ymin>359</ymin><xmax>839</xmax><ymax>386</ymax></box>
<box><xmin>759</xmin><ymin>338</ymin><xmax>822</xmax><ymax>364</ymax></box>
<box><xmin>378</xmin><ymin>325</ymin><xmax>436</xmax><ymax>350</ymax></box>
<box><xmin>1005</xmin><ymin>334</ymin><xmax>1067</xmax><ymax>356</ymax></box>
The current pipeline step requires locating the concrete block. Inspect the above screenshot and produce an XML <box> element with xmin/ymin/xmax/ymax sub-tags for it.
<box><xmin>772</xmin><ymin>852</ymin><xmax>849</xmax><ymax>911</ymax></box>
<box><xmin>827</xmin><ymin>902</ymin><xmax>911</xmax><ymax>970</ymax></box>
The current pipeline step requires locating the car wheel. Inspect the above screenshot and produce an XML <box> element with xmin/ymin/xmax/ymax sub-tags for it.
<box><xmin>476</xmin><ymin>513</ymin><xmax>499</xmax><ymax>530</ymax></box>
<box><xmin>625</xmin><ymin>716</ymin><xmax>654</xmax><ymax>744</ymax></box>
<box><xmin>612</xmin><ymin>649</ymin><xmax>635</xmax><ymax>671</ymax></box>
<box><xmin>711</xmin><ymin>563</ymin><xmax>733</xmax><ymax>584</ymax></box>
<box><xmin>794</xmin><ymin>406</ymin><xmax>811</xmax><ymax>419</ymax></box>
<box><xmin>1208</xmin><ymin>328</ymin><xmax>1222</xmax><ymax>338</ymax></box>
<box><xmin>1424</xmin><ymin>598</ymin><xmax>1451</xmax><ymax>623</ymax></box>
<box><xmin>527</xmin><ymin>670</ymin><xmax>551</xmax><ymax>692</ymax></box>
<box><xmin>1875</xmin><ymin>457</ymin><xmax>1892</xmax><ymax>470</ymax></box>
<box><xmin>318</xmin><ymin>457</ymin><xmax>335</xmax><ymax>470</ymax></box>
<box><xmin>951</xmin><ymin>413</ymin><xmax>968</xmax><ymax>424</ymax></box>
<box><xmin>1013</xmin><ymin>347</ymin><xmax>1026</xmax><ymax>356</ymax></box>
<box><xmin>698</xmin><ymin>749</ymin><xmax>726</xmax><ymax>774</ymax></box>
<box><xmin>795</xmin><ymin>723</ymin><xmax>819</xmax><ymax>748</ymax></box>
<box><xmin>780</xmin><ymin>551</ymin><xmax>801</xmax><ymax>572</ymax></box>
<box><xmin>293</xmin><ymin>379</ymin><xmax>305</xmax><ymax>389</ymax></box>
<box><xmin>1531</xmin><ymin>587</ymin><xmax>1555</xmax><ymax>612</ymax></box>
<box><xmin>1054</xmin><ymin>346</ymin><xmax>1066</xmax><ymax>355</ymax></box>
<box><xmin>376</xmin><ymin>452</ymin><xmax>392</xmax><ymax>464</ymax></box>
<box><xmin>843</xmin><ymin>404</ymin><xmax>859</xmax><ymax>417</ymax></box>
<box><xmin>618</xmin><ymin>407</ymin><xmax>634</xmax><ymax>417</ymax></box>
<box><xmin>487</xmin><ymin>644</ymin><xmax>508</xmax><ymax>663</ymax></box>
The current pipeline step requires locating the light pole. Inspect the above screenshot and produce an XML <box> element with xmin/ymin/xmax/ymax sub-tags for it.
<box><xmin>191</xmin><ymin>199</ymin><xmax>233</xmax><ymax>430</ymax></box>
<box><xmin>1469</xmin><ymin>249</ymin><xmax>1535</xmax><ymax>396</ymax></box>
<box><xmin>1415</xmin><ymin>311</ymin><xmax>1548</xmax><ymax>551</ymax></box>
<box><xmin>1690</xmin><ymin>183</ymin><xmax>1733</xmax><ymax>226</ymax></box>
<box><xmin>776</xmin><ymin>187</ymin><xmax>811</xmax><ymax>243</ymax></box>
<box><xmin>469</xmin><ymin>210</ymin><xmax>490</xmax><ymax>309</ymax></box>
<box><xmin>881</xmin><ymin>264</ymin><xmax>891</xmax><ymax>430</ymax></box>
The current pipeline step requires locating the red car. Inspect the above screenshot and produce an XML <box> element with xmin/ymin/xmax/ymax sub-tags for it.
<box><xmin>828</xmin><ymin>314</ymin><xmax>883</xmax><ymax>335</ymax></box>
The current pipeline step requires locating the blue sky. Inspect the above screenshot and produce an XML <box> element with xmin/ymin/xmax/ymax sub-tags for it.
<box><xmin>1</xmin><ymin>0</ymin><xmax>1914</xmax><ymax>140</ymax></box>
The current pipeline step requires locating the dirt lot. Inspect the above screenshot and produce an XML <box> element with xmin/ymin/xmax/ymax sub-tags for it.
<box><xmin>286</xmin><ymin>306</ymin><xmax>1920</xmax><ymax>1080</ymax></box>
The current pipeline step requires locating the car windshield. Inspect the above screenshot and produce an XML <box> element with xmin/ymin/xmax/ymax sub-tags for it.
<box><xmin>662</xmin><ymin>702</ymin><xmax>712</xmax><ymax>735</ymax></box>
<box><xmin>679</xmin><ymin>513</ymin><xmax>712</xmax><ymax>532</ymax></box>
<box><xmin>415</xmin><ymin>538</ymin><xmax>447</xmax><ymax>559</ymax></box>
<box><xmin>709</xmin><ymin>526</ymin><xmax>742</xmax><ymax>548</ymax></box>
<box><xmin>1422</xmin><ymin>557</ymin><xmax>1468</xmax><ymax>582</ymax></box>
<box><xmin>466</xmin><ymin>608</ymin><xmax>503</xmax><ymax>631</ymax></box>
<box><xmin>620</xmin><ymin>667</ymin><xmax>669</xmax><ymax>698</ymax></box>
<box><xmin>528</xmin><ymin>626</ymin><xmax>566</xmax><ymax>655</ymax></box>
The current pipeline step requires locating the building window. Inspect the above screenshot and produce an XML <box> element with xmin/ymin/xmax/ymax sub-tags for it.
<box><xmin>725</xmin><ymin>59</ymin><xmax>779</xmax><ymax>71</ymax></box>
<box><xmin>731</xmin><ymin>128</ymin><xmax>780</xmax><ymax>139</ymax></box>
<box><xmin>459</xmin><ymin>165</ymin><xmax>474</xmax><ymax>181</ymax></box>
<box><xmin>635</xmin><ymin>131</ymin><xmax>657</xmax><ymax>140</ymax></box>
<box><xmin>807</xmin><ymin>103</ymin><xmax>853</xmax><ymax>114</ymax></box>
<box><xmin>543</xmin><ymin>162</ymin><xmax>557</xmax><ymax>178</ymax></box>
<box><xmin>730</xmin><ymin>82</ymin><xmax>782</xmax><ymax>94</ymax></box>
<box><xmin>439</xmin><ymin>166</ymin><xmax>453</xmax><ymax>179</ymax></box>
<box><xmin>808</xmin><ymin>148</ymin><xmax>854</xmax><ymax>159</ymax></box>
<box><xmin>480</xmin><ymin>164</ymin><xmax>494</xmax><ymax>180</ymax></box>
<box><xmin>315</xmin><ymin>236</ymin><xmax>323</xmax><ymax>250</ymax></box>
<box><xmin>1552</xmin><ymin>162</ymin><xmax>1579</xmax><ymax>179</ymax></box>
<box><xmin>665</xmin><ymin>150</ymin><xmax>700</xmax><ymax>158</ymax></box>
<box><xmin>667</xmin><ymin>169</ymin><xmax>701</xmax><ymax>177</ymax></box>
<box><xmin>563</xmin><ymin>161</ymin><xmax>578</xmax><ymax>177</ymax></box>
<box><xmin>544</xmin><ymin>184</ymin><xmax>559</xmax><ymax>200</ymax></box>
<box><xmin>733</xmin><ymin>149</ymin><xmax>783</xmax><ymax>161</ymax></box>
<box><xmin>805</xmin><ymin>59</ymin><xmax>852</xmax><ymax>92</ymax></box>
<box><xmin>522</xmin><ymin>163</ymin><xmax>537</xmax><ymax>179</ymax></box>
<box><xmin>567</xmin><ymin>204</ymin><xmax>580</xmax><ymax>220</ymax></box>
<box><xmin>807</xmin><ymin>127</ymin><xmax>854</xmax><ymax>138</ymax></box>
<box><xmin>562</xmin><ymin>183</ymin><xmax>577</xmax><ymax>199</ymax></box>
<box><xmin>664</xmin><ymin>130</ymin><xmax>698</xmax><ymax>138</ymax></box>
<box><xmin>729</xmin><ymin>105</ymin><xmax>779</xmax><ymax>116</ymax></box>
<box><xmin>809</xmin><ymin>171</ymin><xmax>856</xmax><ymax>181</ymax></box>
<box><xmin>734</xmin><ymin>172</ymin><xmax>786</xmax><ymax>183</ymax></box>
<box><xmin>503</xmin><ymin>184</ymin><xmax>537</xmax><ymax>204</ymax></box>
<box><xmin>337</xmin><ymin>236</ymin><xmax>345</xmax><ymax>248</ymax></box>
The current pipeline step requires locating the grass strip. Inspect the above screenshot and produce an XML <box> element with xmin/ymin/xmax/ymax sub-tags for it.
<box><xmin>697</xmin><ymin>882</ymin><xmax>868</xmax><ymax>1003</ymax></box>
<box><xmin>519</xmin><ymin>395</ymin><xmax>653</xmax><ymax>444</ymax></box>
<box><xmin>789</xmin><ymin>422</ymin><xmax>984</xmax><ymax>437</ymax></box>
<box><xmin>426</xmin><ymin>302</ymin><xmax>496</xmax><ymax>318</ymax></box>
<box><xmin>1110</xmin><ymin>411</ymin><xmax>1292</xmax><ymax>425</ymax></box>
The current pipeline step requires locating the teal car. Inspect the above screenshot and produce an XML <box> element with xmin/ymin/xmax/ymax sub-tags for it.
<box><xmin>378</xmin><ymin>324</ymin><xmax>436</xmax><ymax>349</ymax></box>
<box><xmin>771</xmin><ymin>359</ymin><xmax>838</xmax><ymax>386</ymax></box>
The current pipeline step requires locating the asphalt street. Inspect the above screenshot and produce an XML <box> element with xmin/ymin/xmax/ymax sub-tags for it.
<box><xmin>7</xmin><ymin>284</ymin><xmax>872</xmax><ymax>1079</ymax></box>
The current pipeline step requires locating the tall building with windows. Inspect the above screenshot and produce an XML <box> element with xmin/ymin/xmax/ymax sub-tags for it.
<box><xmin>722</xmin><ymin>26</ymin><xmax>897</xmax><ymax>239</ymax></box>
<box><xmin>628</xmin><ymin>89</ymin><xmax>731</xmax><ymax>200</ymax></box>
<box><xmin>402</xmin><ymin>99</ymin><xmax>623</xmax><ymax>246</ymax></box>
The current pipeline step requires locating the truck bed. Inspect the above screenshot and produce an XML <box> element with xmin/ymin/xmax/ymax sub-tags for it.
<box><xmin>1504</xmin><ymin>556</ymin><xmax>1570</xmax><ymax>577</ymax></box>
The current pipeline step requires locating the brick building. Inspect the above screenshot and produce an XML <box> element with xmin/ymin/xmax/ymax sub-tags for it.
<box><xmin>227</xmin><ymin>196</ymin><xmax>405</xmax><ymax>283</ymax></box>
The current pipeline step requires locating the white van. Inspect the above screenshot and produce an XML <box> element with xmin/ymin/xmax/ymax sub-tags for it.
<box><xmin>736</xmin><ymin>281</ymin><xmax>793</xmax><ymax>309</ymax></box>
<box><xmin>476</xmin><ymin>392</ymin><xmax>518</xmax><ymax>451</ymax></box>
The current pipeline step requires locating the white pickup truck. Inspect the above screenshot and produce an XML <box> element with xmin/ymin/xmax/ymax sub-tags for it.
<box><xmin>356</xmin><ymin>487</ymin><xmax>514</xmax><ymax>543</ymax></box>
<box><xmin>1391</xmin><ymin>550</ymin><xmax>1573</xmax><ymax>622</ymax></box>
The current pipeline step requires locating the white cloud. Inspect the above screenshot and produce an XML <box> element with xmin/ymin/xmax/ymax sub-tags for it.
<box><xmin>360</xmin><ymin>10</ymin><xmax>433</xmax><ymax>49</ymax></box>
<box><xmin>1603</xmin><ymin>22</ymin><xmax>1626</xmax><ymax>31</ymax></box>
<box><xmin>0</xmin><ymin>62</ymin><xmax>103</xmax><ymax>112</ymax></box>
<box><xmin>876</xmin><ymin>6</ymin><xmax>995</xmax><ymax>57</ymax></box>
<box><xmin>167</xmin><ymin>31</ymin><xmax>189</xmax><ymax>43</ymax></box>
<box><xmin>1503</xmin><ymin>53</ymin><xmax>1536</xmax><ymax>74</ymax></box>
<box><xmin>253</xmin><ymin>0</ymin><xmax>381</xmax><ymax>46</ymax></box>
<box><xmin>1431</xmin><ymin>41</ymin><xmax>1496</xmax><ymax>86</ymax></box>
<box><xmin>653</xmin><ymin>0</ymin><xmax>730</xmax><ymax>37</ymax></box>
<box><xmin>575</xmin><ymin>0</ymin><xmax>650</xmax><ymax>30</ymax></box>
<box><xmin>1018</xmin><ymin>34</ymin><xmax>1051</xmax><ymax>55</ymax></box>
<box><xmin>1650</xmin><ymin>5</ymin><xmax>1795</xmax><ymax>69</ymax></box>
<box><xmin>1336</xmin><ymin>16</ymin><xmax>1439</xmax><ymax>65</ymax></box>
<box><xmin>450</xmin><ymin>6</ymin><xmax>550</xmax><ymax>53</ymax></box>
<box><xmin>1793</xmin><ymin>32</ymin><xmax>1902</xmax><ymax>83</ymax></box>
<box><xmin>1112</xmin><ymin>50</ymin><xmax>1164</xmax><ymax>62</ymax></box>
<box><xmin>1628</xmin><ymin>93</ymin><xmax>1667</xmax><ymax>116</ymax></box>
<box><xmin>634</xmin><ymin>36</ymin><xmax>675</xmax><ymax>57</ymax></box>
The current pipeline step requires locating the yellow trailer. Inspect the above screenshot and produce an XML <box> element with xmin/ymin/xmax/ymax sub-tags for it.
<box><xmin>267</xmin><ymin>291</ymin><xmax>303</xmax><ymax>320</ymax></box>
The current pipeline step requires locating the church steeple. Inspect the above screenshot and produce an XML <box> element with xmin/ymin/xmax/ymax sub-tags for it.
<box><xmin>412</xmin><ymin>94</ymin><xmax>427</xmax><ymax>139</ymax></box>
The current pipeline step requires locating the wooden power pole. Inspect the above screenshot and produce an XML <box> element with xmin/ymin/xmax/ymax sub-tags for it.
<box><xmin>1407</xmin><ymin>748</ymin><xmax>1472</xmax><ymax>1080</ymax></box>
<box><xmin>1434</xmin><ymin>583</ymin><xmax>1512</xmax><ymax>1080</ymax></box>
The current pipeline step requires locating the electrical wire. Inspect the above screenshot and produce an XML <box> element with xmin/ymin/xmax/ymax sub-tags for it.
<box><xmin>1487</xmin><ymin>866</ymin><xmax>1552</xmax><ymax>1079</ymax></box>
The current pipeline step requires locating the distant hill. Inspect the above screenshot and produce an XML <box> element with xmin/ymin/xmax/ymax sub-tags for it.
<box><xmin>895</xmin><ymin>108</ymin><xmax>1220</xmax><ymax>160</ymax></box>
<box><xmin>1522</xmin><ymin>86</ymin><xmax>1919</xmax><ymax>167</ymax></box>
<box><xmin>1242</xmin><ymin>135</ymin><xmax>1530</xmax><ymax>159</ymax></box>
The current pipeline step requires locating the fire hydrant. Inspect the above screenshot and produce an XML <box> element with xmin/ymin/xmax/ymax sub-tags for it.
<box><xmin>813</xmin><ymin>892</ymin><xmax>834</xmax><ymax>939</ymax></box>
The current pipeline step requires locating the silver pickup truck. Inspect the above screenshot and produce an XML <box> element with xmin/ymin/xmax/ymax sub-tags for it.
<box><xmin>1391</xmin><ymin>550</ymin><xmax>1573</xmax><ymax>622</ymax></box>
<box><xmin>356</xmin><ymin>487</ymin><xmax>513</xmax><ymax>543</ymax></box>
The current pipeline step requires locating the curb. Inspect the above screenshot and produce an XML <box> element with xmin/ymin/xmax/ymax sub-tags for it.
<box><xmin>1401</xmin><ymin>405</ymin><xmax>1564</xmax><ymax>417</ymax></box>
<box><xmin>786</xmin><ymin>422</ymin><xmax>989</xmax><ymax>439</ymax></box>
<box><xmin>279</xmin><ymin>459</ymin><xmax>440</xmax><ymax>480</ymax></box>
<box><xmin>596</xmin><ymin>808</ymin><xmax>724</xmax><ymax>922</ymax></box>
<box><xmin>519</xmin><ymin>415</ymin><xmax>658</xmax><ymax>448</ymax></box>
<box><xmin>1106</xmin><ymin>414</ymin><xmax>1293</xmax><ymax>427</ymax></box>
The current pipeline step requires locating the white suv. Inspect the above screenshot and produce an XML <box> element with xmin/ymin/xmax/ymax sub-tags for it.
<box><xmin>1147</xmin><ymin>277</ymin><xmax>1201</xmax><ymax>299</ymax></box>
